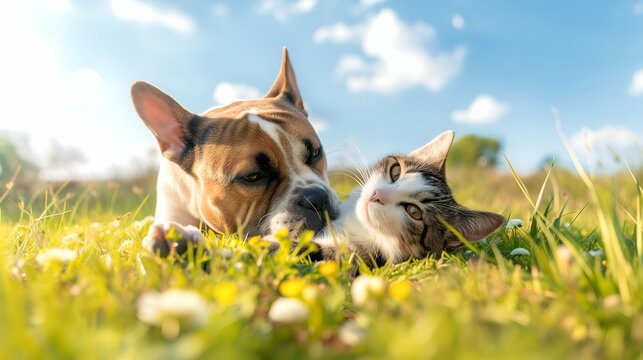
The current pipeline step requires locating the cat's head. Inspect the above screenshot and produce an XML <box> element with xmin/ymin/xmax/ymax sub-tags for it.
<box><xmin>355</xmin><ymin>131</ymin><xmax>504</xmax><ymax>263</ymax></box>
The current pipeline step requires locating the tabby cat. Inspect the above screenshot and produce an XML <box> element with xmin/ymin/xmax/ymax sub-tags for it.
<box><xmin>312</xmin><ymin>131</ymin><xmax>504</xmax><ymax>266</ymax></box>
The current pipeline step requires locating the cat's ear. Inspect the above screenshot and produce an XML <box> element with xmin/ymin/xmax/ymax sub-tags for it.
<box><xmin>409</xmin><ymin>131</ymin><xmax>455</xmax><ymax>175</ymax></box>
<box><xmin>445</xmin><ymin>208</ymin><xmax>504</xmax><ymax>250</ymax></box>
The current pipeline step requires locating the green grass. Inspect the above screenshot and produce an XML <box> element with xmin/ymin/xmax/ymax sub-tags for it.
<box><xmin>1</xmin><ymin>160</ymin><xmax>642</xmax><ymax>359</ymax></box>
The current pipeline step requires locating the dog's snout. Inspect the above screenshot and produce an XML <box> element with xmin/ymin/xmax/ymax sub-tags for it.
<box><xmin>298</xmin><ymin>187</ymin><xmax>330</xmax><ymax>212</ymax></box>
<box><xmin>294</xmin><ymin>186</ymin><xmax>339</xmax><ymax>232</ymax></box>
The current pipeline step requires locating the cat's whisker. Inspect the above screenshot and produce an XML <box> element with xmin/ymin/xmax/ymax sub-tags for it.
<box><xmin>335</xmin><ymin>169</ymin><xmax>366</xmax><ymax>188</ymax></box>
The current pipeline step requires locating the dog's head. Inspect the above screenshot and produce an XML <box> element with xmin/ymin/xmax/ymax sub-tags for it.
<box><xmin>131</xmin><ymin>49</ymin><xmax>339</xmax><ymax>236</ymax></box>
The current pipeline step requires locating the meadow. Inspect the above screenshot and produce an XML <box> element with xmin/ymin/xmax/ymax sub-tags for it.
<box><xmin>0</xmin><ymin>154</ymin><xmax>642</xmax><ymax>359</ymax></box>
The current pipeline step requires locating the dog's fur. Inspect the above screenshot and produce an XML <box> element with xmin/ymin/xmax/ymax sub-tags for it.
<box><xmin>131</xmin><ymin>49</ymin><xmax>339</xmax><ymax>255</ymax></box>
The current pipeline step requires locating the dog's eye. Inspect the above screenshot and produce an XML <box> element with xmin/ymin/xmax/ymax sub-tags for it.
<box><xmin>389</xmin><ymin>163</ymin><xmax>401</xmax><ymax>182</ymax></box>
<box><xmin>238</xmin><ymin>172</ymin><xmax>267</xmax><ymax>185</ymax></box>
<box><xmin>306</xmin><ymin>146</ymin><xmax>323</xmax><ymax>165</ymax></box>
<box><xmin>404</xmin><ymin>204</ymin><xmax>422</xmax><ymax>220</ymax></box>
<box><xmin>244</xmin><ymin>173</ymin><xmax>261</xmax><ymax>182</ymax></box>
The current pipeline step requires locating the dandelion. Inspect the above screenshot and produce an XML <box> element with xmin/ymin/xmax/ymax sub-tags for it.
<box><xmin>274</xmin><ymin>227</ymin><xmax>290</xmax><ymax>241</ymax></box>
<box><xmin>338</xmin><ymin>321</ymin><xmax>367</xmax><ymax>346</ymax></box>
<box><xmin>36</xmin><ymin>248</ymin><xmax>77</xmax><ymax>266</ymax></box>
<box><xmin>509</xmin><ymin>247</ymin><xmax>530</xmax><ymax>256</ymax></box>
<box><xmin>506</xmin><ymin>219</ymin><xmax>524</xmax><ymax>229</ymax></box>
<box><xmin>137</xmin><ymin>289</ymin><xmax>208</xmax><ymax>337</ymax></box>
<box><xmin>351</xmin><ymin>275</ymin><xmax>386</xmax><ymax>306</ymax></box>
<box><xmin>389</xmin><ymin>280</ymin><xmax>412</xmax><ymax>302</ymax></box>
<box><xmin>213</xmin><ymin>281</ymin><xmax>238</xmax><ymax>305</ymax></box>
<box><xmin>279</xmin><ymin>278</ymin><xmax>307</xmax><ymax>298</ymax></box>
<box><xmin>318</xmin><ymin>261</ymin><xmax>339</xmax><ymax>277</ymax></box>
<box><xmin>268</xmin><ymin>297</ymin><xmax>309</xmax><ymax>324</ymax></box>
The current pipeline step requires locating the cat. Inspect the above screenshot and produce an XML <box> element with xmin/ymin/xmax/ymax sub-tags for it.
<box><xmin>310</xmin><ymin>131</ymin><xmax>504</xmax><ymax>266</ymax></box>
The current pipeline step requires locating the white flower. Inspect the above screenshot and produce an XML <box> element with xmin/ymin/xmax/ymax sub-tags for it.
<box><xmin>268</xmin><ymin>297</ymin><xmax>309</xmax><ymax>324</ymax></box>
<box><xmin>588</xmin><ymin>249</ymin><xmax>604</xmax><ymax>257</ymax></box>
<box><xmin>338</xmin><ymin>321</ymin><xmax>367</xmax><ymax>346</ymax></box>
<box><xmin>133</xmin><ymin>216</ymin><xmax>154</xmax><ymax>231</ymax></box>
<box><xmin>219</xmin><ymin>248</ymin><xmax>233</xmax><ymax>259</ymax></box>
<box><xmin>36</xmin><ymin>248</ymin><xmax>77</xmax><ymax>265</ymax></box>
<box><xmin>509</xmin><ymin>247</ymin><xmax>530</xmax><ymax>256</ymax></box>
<box><xmin>61</xmin><ymin>232</ymin><xmax>81</xmax><ymax>245</ymax></box>
<box><xmin>351</xmin><ymin>275</ymin><xmax>386</xmax><ymax>306</ymax></box>
<box><xmin>118</xmin><ymin>240</ymin><xmax>134</xmax><ymax>257</ymax></box>
<box><xmin>506</xmin><ymin>219</ymin><xmax>524</xmax><ymax>229</ymax></box>
<box><xmin>137</xmin><ymin>289</ymin><xmax>208</xmax><ymax>327</ymax></box>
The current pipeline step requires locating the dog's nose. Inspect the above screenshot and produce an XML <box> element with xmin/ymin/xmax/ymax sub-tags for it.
<box><xmin>298</xmin><ymin>187</ymin><xmax>330</xmax><ymax>212</ymax></box>
<box><xmin>295</xmin><ymin>186</ymin><xmax>338</xmax><ymax>232</ymax></box>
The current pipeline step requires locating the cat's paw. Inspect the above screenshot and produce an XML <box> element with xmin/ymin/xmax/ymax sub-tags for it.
<box><xmin>142</xmin><ymin>222</ymin><xmax>205</xmax><ymax>258</ymax></box>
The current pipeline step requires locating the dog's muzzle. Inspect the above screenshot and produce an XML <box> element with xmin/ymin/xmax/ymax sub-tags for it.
<box><xmin>293</xmin><ymin>186</ymin><xmax>339</xmax><ymax>233</ymax></box>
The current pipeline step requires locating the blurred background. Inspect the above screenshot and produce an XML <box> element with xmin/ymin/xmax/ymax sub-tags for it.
<box><xmin>1</xmin><ymin>0</ymin><xmax>642</xmax><ymax>219</ymax></box>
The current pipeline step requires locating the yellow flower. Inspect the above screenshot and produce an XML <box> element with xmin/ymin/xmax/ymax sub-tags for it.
<box><xmin>248</xmin><ymin>235</ymin><xmax>271</xmax><ymax>249</ymax></box>
<box><xmin>213</xmin><ymin>281</ymin><xmax>238</xmax><ymax>305</ymax></box>
<box><xmin>274</xmin><ymin>227</ymin><xmax>290</xmax><ymax>241</ymax></box>
<box><xmin>318</xmin><ymin>261</ymin><xmax>339</xmax><ymax>277</ymax></box>
<box><xmin>279</xmin><ymin>278</ymin><xmax>307</xmax><ymax>298</ymax></box>
<box><xmin>389</xmin><ymin>280</ymin><xmax>412</xmax><ymax>302</ymax></box>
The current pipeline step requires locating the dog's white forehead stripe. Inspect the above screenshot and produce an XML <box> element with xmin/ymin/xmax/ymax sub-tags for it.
<box><xmin>247</xmin><ymin>112</ymin><xmax>283</xmax><ymax>145</ymax></box>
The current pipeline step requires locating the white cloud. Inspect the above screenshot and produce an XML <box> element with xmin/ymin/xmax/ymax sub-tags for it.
<box><xmin>629</xmin><ymin>69</ymin><xmax>643</xmax><ymax>96</ymax></box>
<box><xmin>571</xmin><ymin>126</ymin><xmax>642</xmax><ymax>156</ymax></box>
<box><xmin>44</xmin><ymin>0</ymin><xmax>71</xmax><ymax>14</ymax></box>
<box><xmin>213</xmin><ymin>82</ymin><xmax>262</xmax><ymax>105</ymax></box>
<box><xmin>315</xmin><ymin>9</ymin><xmax>467</xmax><ymax>94</ymax></box>
<box><xmin>451</xmin><ymin>95</ymin><xmax>509</xmax><ymax>124</ymax></box>
<box><xmin>634</xmin><ymin>2</ymin><xmax>643</xmax><ymax>15</ymax></box>
<box><xmin>309</xmin><ymin>118</ymin><xmax>328</xmax><ymax>133</ymax></box>
<box><xmin>452</xmin><ymin>14</ymin><xmax>465</xmax><ymax>30</ymax></box>
<box><xmin>212</xmin><ymin>3</ymin><xmax>228</xmax><ymax>18</ymax></box>
<box><xmin>258</xmin><ymin>0</ymin><xmax>317</xmax><ymax>22</ymax></box>
<box><xmin>335</xmin><ymin>55</ymin><xmax>369</xmax><ymax>77</ymax></box>
<box><xmin>313</xmin><ymin>23</ymin><xmax>361</xmax><ymax>44</ymax></box>
<box><xmin>355</xmin><ymin>0</ymin><xmax>385</xmax><ymax>12</ymax></box>
<box><xmin>110</xmin><ymin>0</ymin><xmax>195</xmax><ymax>35</ymax></box>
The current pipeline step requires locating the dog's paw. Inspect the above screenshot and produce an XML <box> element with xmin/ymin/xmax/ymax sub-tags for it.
<box><xmin>142</xmin><ymin>222</ymin><xmax>205</xmax><ymax>258</ymax></box>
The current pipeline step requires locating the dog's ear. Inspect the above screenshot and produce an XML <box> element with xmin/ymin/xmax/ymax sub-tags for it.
<box><xmin>265</xmin><ymin>48</ymin><xmax>306</xmax><ymax>113</ymax></box>
<box><xmin>131</xmin><ymin>81</ymin><xmax>194</xmax><ymax>162</ymax></box>
<box><xmin>409</xmin><ymin>131</ymin><xmax>455</xmax><ymax>176</ymax></box>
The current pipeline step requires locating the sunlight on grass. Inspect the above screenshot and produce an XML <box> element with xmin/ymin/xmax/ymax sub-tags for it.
<box><xmin>1</xmin><ymin>143</ymin><xmax>642</xmax><ymax>358</ymax></box>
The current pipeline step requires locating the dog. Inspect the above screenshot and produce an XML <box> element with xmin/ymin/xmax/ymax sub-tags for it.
<box><xmin>130</xmin><ymin>49</ymin><xmax>340</xmax><ymax>256</ymax></box>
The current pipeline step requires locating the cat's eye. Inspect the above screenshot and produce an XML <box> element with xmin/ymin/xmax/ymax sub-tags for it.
<box><xmin>405</xmin><ymin>204</ymin><xmax>422</xmax><ymax>220</ymax></box>
<box><xmin>389</xmin><ymin>163</ymin><xmax>401</xmax><ymax>182</ymax></box>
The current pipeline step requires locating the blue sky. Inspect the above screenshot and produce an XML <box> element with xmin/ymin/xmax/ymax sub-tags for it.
<box><xmin>1</xmin><ymin>0</ymin><xmax>642</xmax><ymax>179</ymax></box>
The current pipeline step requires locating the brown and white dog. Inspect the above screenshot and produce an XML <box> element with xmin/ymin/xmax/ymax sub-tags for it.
<box><xmin>131</xmin><ymin>49</ymin><xmax>340</xmax><ymax>256</ymax></box>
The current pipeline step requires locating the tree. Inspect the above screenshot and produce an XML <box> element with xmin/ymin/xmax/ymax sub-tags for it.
<box><xmin>447</xmin><ymin>134</ymin><xmax>502</xmax><ymax>168</ymax></box>
<box><xmin>0</xmin><ymin>136</ymin><xmax>39</xmax><ymax>186</ymax></box>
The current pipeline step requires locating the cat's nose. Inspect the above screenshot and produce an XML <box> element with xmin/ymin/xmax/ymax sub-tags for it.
<box><xmin>370</xmin><ymin>189</ymin><xmax>389</xmax><ymax>204</ymax></box>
